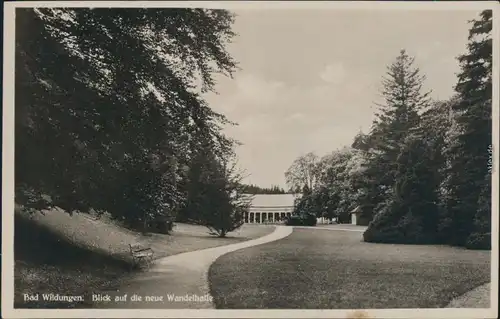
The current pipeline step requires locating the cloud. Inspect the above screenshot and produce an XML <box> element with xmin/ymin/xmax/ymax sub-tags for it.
<box><xmin>208</xmin><ymin>70</ymin><xmax>375</xmax><ymax>143</ymax></box>
<box><xmin>205</xmin><ymin>70</ymin><xmax>378</xmax><ymax>187</ymax></box>
<box><xmin>286</xmin><ymin>112</ymin><xmax>306</xmax><ymax>122</ymax></box>
<box><xmin>234</xmin><ymin>73</ymin><xmax>286</xmax><ymax>106</ymax></box>
<box><xmin>214</xmin><ymin>70</ymin><xmax>371</xmax><ymax>119</ymax></box>
<box><xmin>415</xmin><ymin>40</ymin><xmax>447</xmax><ymax>61</ymax></box>
<box><xmin>319</xmin><ymin>62</ymin><xmax>346</xmax><ymax>84</ymax></box>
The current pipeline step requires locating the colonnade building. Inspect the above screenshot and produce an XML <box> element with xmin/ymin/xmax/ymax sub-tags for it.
<box><xmin>243</xmin><ymin>194</ymin><xmax>300</xmax><ymax>224</ymax></box>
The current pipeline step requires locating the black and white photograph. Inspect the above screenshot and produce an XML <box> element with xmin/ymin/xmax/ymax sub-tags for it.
<box><xmin>2</xmin><ymin>1</ymin><xmax>498</xmax><ymax>318</ymax></box>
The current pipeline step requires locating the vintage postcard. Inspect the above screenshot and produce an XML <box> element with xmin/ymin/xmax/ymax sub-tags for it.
<box><xmin>2</xmin><ymin>1</ymin><xmax>499</xmax><ymax>318</ymax></box>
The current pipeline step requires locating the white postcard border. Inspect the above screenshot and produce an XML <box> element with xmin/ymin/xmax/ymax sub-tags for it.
<box><xmin>2</xmin><ymin>1</ymin><xmax>499</xmax><ymax>318</ymax></box>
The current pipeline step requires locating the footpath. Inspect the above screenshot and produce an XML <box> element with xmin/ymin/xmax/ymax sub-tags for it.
<box><xmin>446</xmin><ymin>282</ymin><xmax>491</xmax><ymax>308</ymax></box>
<box><xmin>92</xmin><ymin>225</ymin><xmax>293</xmax><ymax>309</ymax></box>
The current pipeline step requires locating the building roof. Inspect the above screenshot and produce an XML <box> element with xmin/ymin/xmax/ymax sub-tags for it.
<box><xmin>243</xmin><ymin>194</ymin><xmax>299</xmax><ymax>208</ymax></box>
<box><xmin>350</xmin><ymin>206</ymin><xmax>362</xmax><ymax>213</ymax></box>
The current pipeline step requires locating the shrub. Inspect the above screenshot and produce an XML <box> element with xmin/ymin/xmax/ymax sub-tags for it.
<box><xmin>153</xmin><ymin>220</ymin><xmax>175</xmax><ymax>234</ymax></box>
<box><xmin>466</xmin><ymin>232</ymin><xmax>491</xmax><ymax>250</ymax></box>
<box><xmin>363</xmin><ymin>200</ymin><xmax>437</xmax><ymax>245</ymax></box>
<box><xmin>285</xmin><ymin>214</ymin><xmax>317</xmax><ymax>226</ymax></box>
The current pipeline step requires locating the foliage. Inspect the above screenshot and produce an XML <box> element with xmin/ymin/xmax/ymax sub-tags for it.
<box><xmin>180</xmin><ymin>145</ymin><xmax>247</xmax><ymax>237</ymax></box>
<box><xmin>363</xmin><ymin>135</ymin><xmax>441</xmax><ymax>244</ymax></box>
<box><xmin>240</xmin><ymin>184</ymin><xmax>287</xmax><ymax>194</ymax></box>
<box><xmin>285</xmin><ymin>214</ymin><xmax>317</xmax><ymax>226</ymax></box>
<box><xmin>285</xmin><ymin>152</ymin><xmax>321</xmax><ymax>192</ymax></box>
<box><xmin>293</xmin><ymin>184</ymin><xmax>313</xmax><ymax>215</ymax></box>
<box><xmin>439</xmin><ymin>10</ymin><xmax>492</xmax><ymax>248</ymax></box>
<box><xmin>292</xmin><ymin>11</ymin><xmax>492</xmax><ymax>250</ymax></box>
<box><xmin>292</xmin><ymin>147</ymin><xmax>367</xmax><ymax>222</ymax></box>
<box><xmin>310</xmin><ymin>49</ymin><xmax>435</xmax><ymax>225</ymax></box>
<box><xmin>363</xmin><ymin>49</ymin><xmax>431</xmax><ymax>210</ymax></box>
<box><xmin>290</xmin><ymin>184</ymin><xmax>317</xmax><ymax>226</ymax></box>
<box><xmin>16</xmin><ymin>8</ymin><xmax>238</xmax><ymax>228</ymax></box>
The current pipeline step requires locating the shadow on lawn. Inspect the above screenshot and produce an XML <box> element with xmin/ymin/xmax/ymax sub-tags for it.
<box><xmin>14</xmin><ymin>214</ymin><xmax>134</xmax><ymax>309</ymax></box>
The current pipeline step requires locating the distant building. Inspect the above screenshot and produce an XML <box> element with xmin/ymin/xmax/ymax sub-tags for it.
<box><xmin>242</xmin><ymin>194</ymin><xmax>300</xmax><ymax>224</ymax></box>
<box><xmin>350</xmin><ymin>206</ymin><xmax>363</xmax><ymax>225</ymax></box>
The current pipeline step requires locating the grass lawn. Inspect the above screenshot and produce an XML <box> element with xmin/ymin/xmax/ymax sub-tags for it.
<box><xmin>209</xmin><ymin>227</ymin><xmax>491</xmax><ymax>309</ymax></box>
<box><xmin>14</xmin><ymin>206</ymin><xmax>275</xmax><ymax>309</ymax></box>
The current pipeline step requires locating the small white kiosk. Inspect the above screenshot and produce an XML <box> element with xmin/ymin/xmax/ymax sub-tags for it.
<box><xmin>350</xmin><ymin>206</ymin><xmax>362</xmax><ymax>225</ymax></box>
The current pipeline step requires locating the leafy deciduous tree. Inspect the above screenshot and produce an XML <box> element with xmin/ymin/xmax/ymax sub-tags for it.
<box><xmin>16</xmin><ymin>8</ymin><xmax>238</xmax><ymax>227</ymax></box>
<box><xmin>285</xmin><ymin>152</ymin><xmax>321</xmax><ymax>193</ymax></box>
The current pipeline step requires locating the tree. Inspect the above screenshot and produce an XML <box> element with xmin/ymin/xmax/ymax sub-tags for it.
<box><xmin>356</xmin><ymin>51</ymin><xmax>431</xmax><ymax>225</ymax></box>
<box><xmin>285</xmin><ymin>152</ymin><xmax>321</xmax><ymax>192</ymax></box>
<box><xmin>351</xmin><ymin>131</ymin><xmax>371</xmax><ymax>152</ymax></box>
<box><xmin>240</xmin><ymin>184</ymin><xmax>287</xmax><ymax>194</ymax></box>
<box><xmin>366</xmin><ymin>49</ymin><xmax>431</xmax><ymax>199</ymax></box>
<box><xmin>293</xmin><ymin>184</ymin><xmax>313</xmax><ymax>215</ymax></box>
<box><xmin>440</xmin><ymin>10</ymin><xmax>492</xmax><ymax>248</ymax></box>
<box><xmin>291</xmin><ymin>147</ymin><xmax>367</xmax><ymax>223</ymax></box>
<box><xmin>362</xmin><ymin>50</ymin><xmax>434</xmax><ymax>241</ymax></box>
<box><xmin>322</xmin><ymin>148</ymin><xmax>367</xmax><ymax>222</ymax></box>
<box><xmin>363</xmin><ymin>134</ymin><xmax>441</xmax><ymax>244</ymax></box>
<box><xmin>15</xmin><ymin>8</ymin><xmax>238</xmax><ymax>227</ymax></box>
<box><xmin>183</xmin><ymin>145</ymin><xmax>247</xmax><ymax>237</ymax></box>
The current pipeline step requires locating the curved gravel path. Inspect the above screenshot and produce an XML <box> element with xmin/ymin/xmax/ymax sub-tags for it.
<box><xmin>446</xmin><ymin>282</ymin><xmax>491</xmax><ymax>308</ymax></box>
<box><xmin>93</xmin><ymin>225</ymin><xmax>293</xmax><ymax>309</ymax></box>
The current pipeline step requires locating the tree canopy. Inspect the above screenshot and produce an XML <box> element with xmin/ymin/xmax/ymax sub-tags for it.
<box><xmin>290</xmin><ymin>10</ymin><xmax>492</xmax><ymax>249</ymax></box>
<box><xmin>285</xmin><ymin>152</ymin><xmax>321</xmax><ymax>193</ymax></box>
<box><xmin>16</xmin><ymin>8</ymin><xmax>241</xmax><ymax>230</ymax></box>
<box><xmin>240</xmin><ymin>184</ymin><xmax>287</xmax><ymax>194</ymax></box>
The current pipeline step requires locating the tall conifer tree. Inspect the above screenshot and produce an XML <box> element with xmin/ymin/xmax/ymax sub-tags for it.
<box><xmin>441</xmin><ymin>10</ymin><xmax>492</xmax><ymax>248</ymax></box>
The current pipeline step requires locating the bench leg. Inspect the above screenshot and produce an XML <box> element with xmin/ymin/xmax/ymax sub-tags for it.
<box><xmin>130</xmin><ymin>257</ymin><xmax>137</xmax><ymax>270</ymax></box>
<box><xmin>130</xmin><ymin>254</ymin><xmax>154</xmax><ymax>270</ymax></box>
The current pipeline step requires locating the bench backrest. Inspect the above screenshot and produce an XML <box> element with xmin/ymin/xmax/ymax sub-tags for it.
<box><xmin>129</xmin><ymin>243</ymin><xmax>151</xmax><ymax>253</ymax></box>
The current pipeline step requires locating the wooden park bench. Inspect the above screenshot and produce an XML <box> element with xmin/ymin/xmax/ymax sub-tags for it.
<box><xmin>129</xmin><ymin>243</ymin><xmax>154</xmax><ymax>268</ymax></box>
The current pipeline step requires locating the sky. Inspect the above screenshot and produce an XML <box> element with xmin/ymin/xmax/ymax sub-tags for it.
<box><xmin>203</xmin><ymin>9</ymin><xmax>482</xmax><ymax>189</ymax></box>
